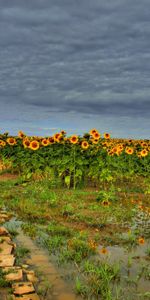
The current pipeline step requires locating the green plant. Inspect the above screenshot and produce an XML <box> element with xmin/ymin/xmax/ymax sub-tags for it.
<box><xmin>15</xmin><ymin>246</ymin><xmax>30</xmax><ymax>264</ymax></box>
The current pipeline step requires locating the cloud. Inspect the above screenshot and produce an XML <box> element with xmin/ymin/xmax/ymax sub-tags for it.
<box><xmin>0</xmin><ymin>0</ymin><xmax>150</xmax><ymax>137</ymax></box>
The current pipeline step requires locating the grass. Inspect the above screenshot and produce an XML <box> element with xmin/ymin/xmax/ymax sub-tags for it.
<box><xmin>15</xmin><ymin>246</ymin><xmax>30</xmax><ymax>265</ymax></box>
<box><xmin>0</xmin><ymin>176</ymin><xmax>150</xmax><ymax>299</ymax></box>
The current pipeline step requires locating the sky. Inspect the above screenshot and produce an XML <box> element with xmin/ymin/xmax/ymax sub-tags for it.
<box><xmin>0</xmin><ymin>0</ymin><xmax>150</xmax><ymax>139</ymax></box>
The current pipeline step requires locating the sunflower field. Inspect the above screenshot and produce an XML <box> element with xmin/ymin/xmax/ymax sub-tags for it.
<box><xmin>0</xmin><ymin>129</ymin><xmax>150</xmax><ymax>188</ymax></box>
<box><xmin>0</xmin><ymin>129</ymin><xmax>150</xmax><ymax>299</ymax></box>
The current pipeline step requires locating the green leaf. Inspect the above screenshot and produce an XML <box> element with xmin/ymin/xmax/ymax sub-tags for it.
<box><xmin>65</xmin><ymin>176</ymin><xmax>71</xmax><ymax>188</ymax></box>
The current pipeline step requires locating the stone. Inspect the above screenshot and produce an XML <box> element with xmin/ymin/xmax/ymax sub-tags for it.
<box><xmin>13</xmin><ymin>293</ymin><xmax>40</xmax><ymax>300</ymax></box>
<box><xmin>0</xmin><ymin>254</ymin><xmax>15</xmax><ymax>267</ymax></box>
<box><xmin>0</xmin><ymin>236</ymin><xmax>12</xmax><ymax>243</ymax></box>
<box><xmin>0</xmin><ymin>213</ymin><xmax>10</xmax><ymax>220</ymax></box>
<box><xmin>12</xmin><ymin>282</ymin><xmax>35</xmax><ymax>295</ymax></box>
<box><xmin>22</xmin><ymin>264</ymin><xmax>29</xmax><ymax>270</ymax></box>
<box><xmin>4</xmin><ymin>267</ymin><xmax>23</xmax><ymax>281</ymax></box>
<box><xmin>26</xmin><ymin>271</ymin><xmax>38</xmax><ymax>283</ymax></box>
<box><xmin>0</xmin><ymin>241</ymin><xmax>13</xmax><ymax>254</ymax></box>
<box><xmin>0</xmin><ymin>227</ymin><xmax>9</xmax><ymax>236</ymax></box>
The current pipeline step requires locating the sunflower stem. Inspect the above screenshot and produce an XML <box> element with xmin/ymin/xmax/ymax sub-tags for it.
<box><xmin>73</xmin><ymin>145</ymin><xmax>76</xmax><ymax>190</ymax></box>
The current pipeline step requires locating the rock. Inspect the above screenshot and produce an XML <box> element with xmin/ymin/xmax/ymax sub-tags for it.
<box><xmin>26</xmin><ymin>271</ymin><xmax>38</xmax><ymax>283</ymax></box>
<box><xmin>0</xmin><ymin>213</ymin><xmax>10</xmax><ymax>221</ymax></box>
<box><xmin>0</xmin><ymin>241</ymin><xmax>13</xmax><ymax>254</ymax></box>
<box><xmin>0</xmin><ymin>227</ymin><xmax>9</xmax><ymax>236</ymax></box>
<box><xmin>22</xmin><ymin>264</ymin><xmax>29</xmax><ymax>270</ymax></box>
<box><xmin>4</xmin><ymin>267</ymin><xmax>23</xmax><ymax>281</ymax></box>
<box><xmin>0</xmin><ymin>254</ymin><xmax>15</xmax><ymax>267</ymax></box>
<box><xmin>12</xmin><ymin>293</ymin><xmax>40</xmax><ymax>300</ymax></box>
<box><xmin>12</xmin><ymin>282</ymin><xmax>35</xmax><ymax>295</ymax></box>
<box><xmin>0</xmin><ymin>236</ymin><xmax>12</xmax><ymax>243</ymax></box>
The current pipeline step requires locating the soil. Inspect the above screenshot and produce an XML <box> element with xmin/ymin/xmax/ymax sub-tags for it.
<box><xmin>0</xmin><ymin>173</ymin><xmax>18</xmax><ymax>181</ymax></box>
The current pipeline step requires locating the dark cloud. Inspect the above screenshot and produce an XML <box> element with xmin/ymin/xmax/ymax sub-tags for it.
<box><xmin>0</xmin><ymin>0</ymin><xmax>150</xmax><ymax>137</ymax></box>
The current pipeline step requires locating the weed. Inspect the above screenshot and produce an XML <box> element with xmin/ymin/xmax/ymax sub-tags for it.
<box><xmin>15</xmin><ymin>246</ymin><xmax>30</xmax><ymax>265</ymax></box>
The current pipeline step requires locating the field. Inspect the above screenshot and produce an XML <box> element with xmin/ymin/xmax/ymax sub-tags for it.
<box><xmin>0</xmin><ymin>129</ymin><xmax>150</xmax><ymax>300</ymax></box>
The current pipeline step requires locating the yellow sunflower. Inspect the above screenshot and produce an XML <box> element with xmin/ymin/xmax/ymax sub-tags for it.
<box><xmin>0</xmin><ymin>140</ymin><xmax>6</xmax><ymax>147</ymax></box>
<box><xmin>6</xmin><ymin>137</ymin><xmax>17</xmax><ymax>146</ymax></box>
<box><xmin>91</xmin><ymin>138</ymin><xmax>99</xmax><ymax>144</ymax></box>
<box><xmin>92</xmin><ymin>131</ymin><xmax>101</xmax><ymax>140</ymax></box>
<box><xmin>29</xmin><ymin>140</ymin><xmax>40</xmax><ymax>151</ymax></box>
<box><xmin>140</xmin><ymin>149</ymin><xmax>148</xmax><ymax>157</ymax></box>
<box><xmin>60</xmin><ymin>130</ymin><xmax>66</xmax><ymax>135</ymax></box>
<box><xmin>41</xmin><ymin>138</ymin><xmax>49</xmax><ymax>146</ymax></box>
<box><xmin>138</xmin><ymin>237</ymin><xmax>145</xmax><ymax>245</ymax></box>
<box><xmin>99</xmin><ymin>247</ymin><xmax>109</xmax><ymax>255</ymax></box>
<box><xmin>18</xmin><ymin>131</ymin><xmax>25</xmax><ymax>139</ymax></box>
<box><xmin>53</xmin><ymin>133</ymin><xmax>62</xmax><ymax>143</ymax></box>
<box><xmin>125</xmin><ymin>147</ymin><xmax>134</xmax><ymax>155</ymax></box>
<box><xmin>81</xmin><ymin>141</ymin><xmax>89</xmax><ymax>150</ymax></box>
<box><xmin>104</xmin><ymin>133</ymin><xmax>110</xmax><ymax>139</ymax></box>
<box><xmin>48</xmin><ymin>137</ymin><xmax>55</xmax><ymax>144</ymax></box>
<box><xmin>89</xmin><ymin>128</ymin><xmax>98</xmax><ymax>136</ymax></box>
<box><xmin>23</xmin><ymin>139</ymin><xmax>30</xmax><ymax>148</ymax></box>
<box><xmin>102</xmin><ymin>200</ymin><xmax>110</xmax><ymax>207</ymax></box>
<box><xmin>70</xmin><ymin>135</ymin><xmax>78</xmax><ymax>144</ymax></box>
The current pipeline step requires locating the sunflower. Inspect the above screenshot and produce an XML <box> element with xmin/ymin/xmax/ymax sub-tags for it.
<box><xmin>23</xmin><ymin>139</ymin><xmax>30</xmax><ymax>148</ymax></box>
<box><xmin>112</xmin><ymin>147</ymin><xmax>119</xmax><ymax>155</ymax></box>
<box><xmin>18</xmin><ymin>131</ymin><xmax>25</xmax><ymax>139</ymax></box>
<box><xmin>107</xmin><ymin>150</ymin><xmax>114</xmax><ymax>156</ymax></box>
<box><xmin>53</xmin><ymin>133</ymin><xmax>62</xmax><ymax>143</ymax></box>
<box><xmin>41</xmin><ymin>138</ymin><xmax>49</xmax><ymax>146</ymax></box>
<box><xmin>29</xmin><ymin>140</ymin><xmax>40</xmax><ymax>151</ymax></box>
<box><xmin>104</xmin><ymin>133</ymin><xmax>110</xmax><ymax>139</ymax></box>
<box><xmin>6</xmin><ymin>137</ymin><xmax>17</xmax><ymax>146</ymax></box>
<box><xmin>89</xmin><ymin>128</ymin><xmax>98</xmax><ymax>136</ymax></box>
<box><xmin>102</xmin><ymin>200</ymin><xmax>110</xmax><ymax>207</ymax></box>
<box><xmin>92</xmin><ymin>131</ymin><xmax>101</xmax><ymax>140</ymax></box>
<box><xmin>61</xmin><ymin>130</ymin><xmax>66</xmax><ymax>135</ymax></box>
<box><xmin>81</xmin><ymin>141</ymin><xmax>89</xmax><ymax>150</ymax></box>
<box><xmin>48</xmin><ymin>137</ymin><xmax>55</xmax><ymax>144</ymax></box>
<box><xmin>138</xmin><ymin>237</ymin><xmax>145</xmax><ymax>245</ymax></box>
<box><xmin>91</xmin><ymin>138</ymin><xmax>99</xmax><ymax>144</ymax></box>
<box><xmin>0</xmin><ymin>140</ymin><xmax>6</xmax><ymax>147</ymax></box>
<box><xmin>125</xmin><ymin>147</ymin><xmax>134</xmax><ymax>155</ymax></box>
<box><xmin>140</xmin><ymin>149</ymin><xmax>148</xmax><ymax>157</ymax></box>
<box><xmin>99</xmin><ymin>247</ymin><xmax>109</xmax><ymax>255</ymax></box>
<box><xmin>70</xmin><ymin>135</ymin><xmax>78</xmax><ymax>144</ymax></box>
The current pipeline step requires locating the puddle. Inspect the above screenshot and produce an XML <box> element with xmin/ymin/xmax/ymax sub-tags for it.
<box><xmin>94</xmin><ymin>208</ymin><xmax>150</xmax><ymax>298</ymax></box>
<box><xmin>4</xmin><ymin>218</ymin><xmax>81</xmax><ymax>300</ymax></box>
<box><xmin>2</xmin><ymin>209</ymin><xmax>150</xmax><ymax>300</ymax></box>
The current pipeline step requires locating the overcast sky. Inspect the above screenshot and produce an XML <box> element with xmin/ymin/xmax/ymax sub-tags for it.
<box><xmin>0</xmin><ymin>0</ymin><xmax>150</xmax><ymax>138</ymax></box>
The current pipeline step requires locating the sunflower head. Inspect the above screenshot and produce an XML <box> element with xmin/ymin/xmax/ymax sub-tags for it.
<box><xmin>18</xmin><ymin>131</ymin><xmax>25</xmax><ymax>139</ymax></box>
<box><xmin>0</xmin><ymin>140</ymin><xmax>6</xmax><ymax>147</ymax></box>
<box><xmin>41</xmin><ymin>138</ymin><xmax>49</xmax><ymax>146</ymax></box>
<box><xmin>6</xmin><ymin>137</ymin><xmax>17</xmax><ymax>146</ymax></box>
<box><xmin>53</xmin><ymin>133</ymin><xmax>62</xmax><ymax>143</ymax></box>
<box><xmin>23</xmin><ymin>139</ymin><xmax>30</xmax><ymax>148</ymax></box>
<box><xmin>81</xmin><ymin>141</ymin><xmax>89</xmax><ymax>150</ymax></box>
<box><xmin>60</xmin><ymin>130</ymin><xmax>66</xmax><ymax>135</ymax></box>
<box><xmin>99</xmin><ymin>247</ymin><xmax>109</xmax><ymax>255</ymax></box>
<box><xmin>89</xmin><ymin>128</ymin><xmax>98</xmax><ymax>136</ymax></box>
<box><xmin>93</xmin><ymin>132</ymin><xmax>101</xmax><ymax>140</ymax></box>
<box><xmin>48</xmin><ymin>137</ymin><xmax>55</xmax><ymax>144</ymax></box>
<box><xmin>102</xmin><ymin>200</ymin><xmax>110</xmax><ymax>207</ymax></box>
<box><xmin>125</xmin><ymin>147</ymin><xmax>134</xmax><ymax>155</ymax></box>
<box><xmin>104</xmin><ymin>133</ymin><xmax>110</xmax><ymax>139</ymax></box>
<box><xmin>70</xmin><ymin>135</ymin><xmax>78</xmax><ymax>144</ymax></box>
<box><xmin>140</xmin><ymin>149</ymin><xmax>148</xmax><ymax>157</ymax></box>
<box><xmin>29</xmin><ymin>140</ymin><xmax>40</xmax><ymax>151</ymax></box>
<box><xmin>138</xmin><ymin>237</ymin><xmax>145</xmax><ymax>245</ymax></box>
<box><xmin>91</xmin><ymin>138</ymin><xmax>99</xmax><ymax>144</ymax></box>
